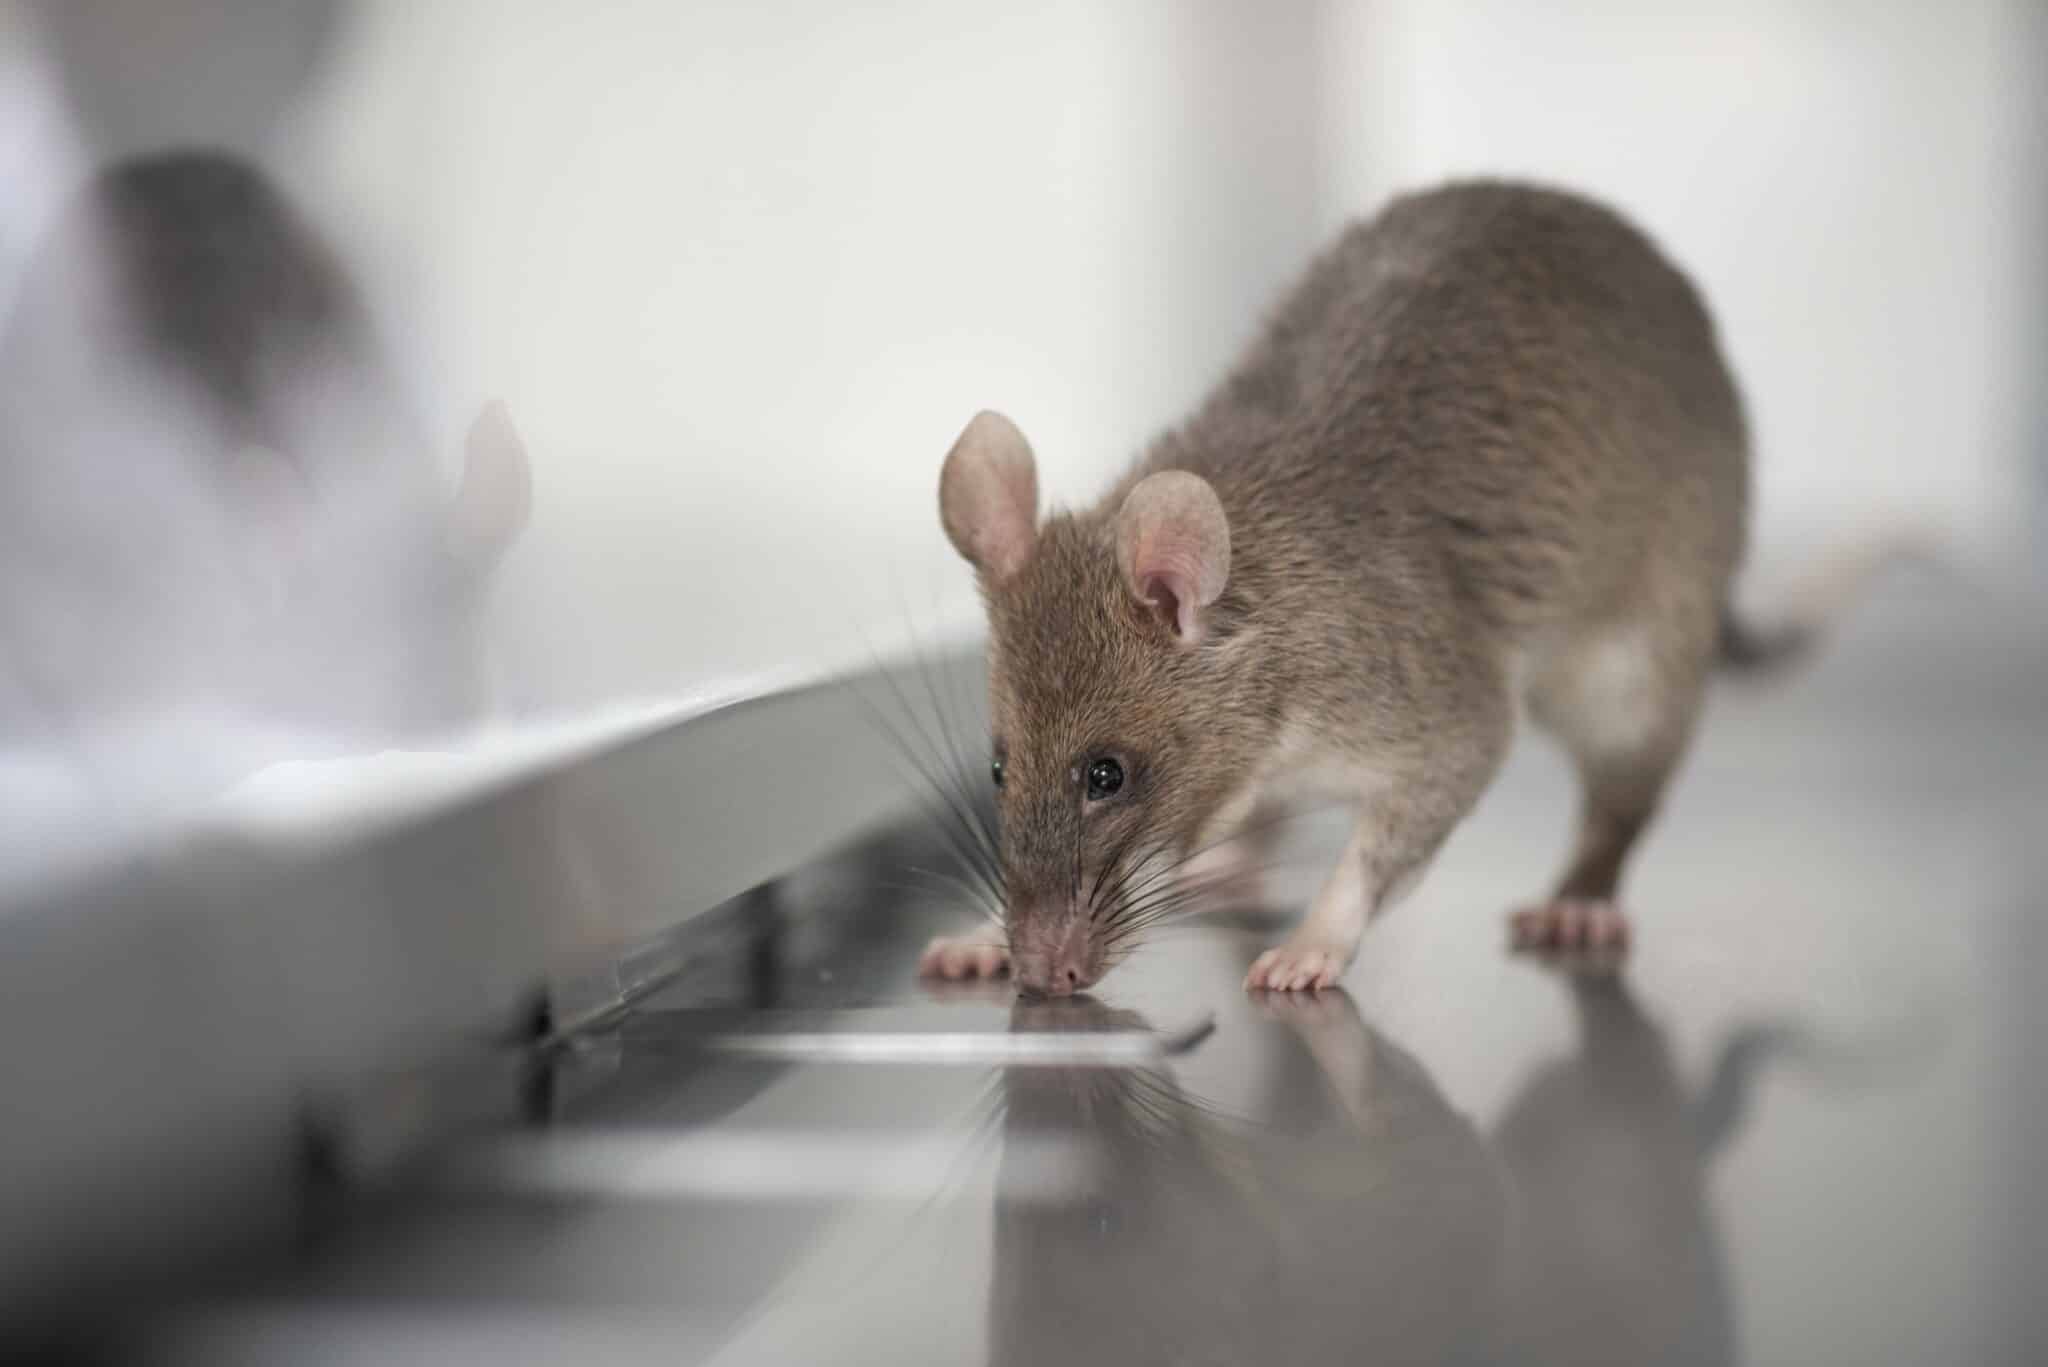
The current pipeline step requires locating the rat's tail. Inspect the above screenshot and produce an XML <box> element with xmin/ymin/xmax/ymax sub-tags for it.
<box><xmin>1692</xmin><ymin>1004</ymin><xmax>1949</xmax><ymax>1161</ymax></box>
<box><xmin>1715</xmin><ymin>524</ymin><xmax>1938</xmax><ymax>676</ymax></box>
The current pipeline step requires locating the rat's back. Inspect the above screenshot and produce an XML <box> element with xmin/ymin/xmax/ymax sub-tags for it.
<box><xmin>1154</xmin><ymin>180</ymin><xmax>1750</xmax><ymax>645</ymax></box>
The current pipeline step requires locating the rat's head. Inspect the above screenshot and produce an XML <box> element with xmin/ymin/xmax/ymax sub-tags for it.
<box><xmin>939</xmin><ymin>411</ymin><xmax>1262</xmax><ymax>996</ymax></box>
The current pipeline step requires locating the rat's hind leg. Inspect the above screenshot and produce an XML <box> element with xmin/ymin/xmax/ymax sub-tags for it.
<box><xmin>1514</xmin><ymin>613</ymin><xmax>1713</xmax><ymax>952</ymax></box>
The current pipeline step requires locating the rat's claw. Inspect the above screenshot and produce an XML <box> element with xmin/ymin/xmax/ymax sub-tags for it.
<box><xmin>1244</xmin><ymin>943</ymin><xmax>1347</xmax><ymax>993</ymax></box>
<box><xmin>1252</xmin><ymin>983</ymin><xmax>1354</xmax><ymax>1026</ymax></box>
<box><xmin>919</xmin><ymin>935</ymin><xmax>1011</xmax><ymax>981</ymax></box>
<box><xmin>1509</xmin><ymin>898</ymin><xmax>1631</xmax><ymax>954</ymax></box>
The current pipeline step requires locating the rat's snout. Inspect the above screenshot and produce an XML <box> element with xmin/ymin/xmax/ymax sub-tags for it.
<box><xmin>1010</xmin><ymin>912</ymin><xmax>1103</xmax><ymax>997</ymax></box>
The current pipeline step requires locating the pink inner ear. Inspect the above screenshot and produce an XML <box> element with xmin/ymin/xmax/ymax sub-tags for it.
<box><xmin>1116</xmin><ymin>470</ymin><xmax>1229</xmax><ymax>643</ymax></box>
<box><xmin>939</xmin><ymin>412</ymin><xmax>1038</xmax><ymax>581</ymax></box>
<box><xmin>1139</xmin><ymin>573</ymin><xmax>1197</xmax><ymax>639</ymax></box>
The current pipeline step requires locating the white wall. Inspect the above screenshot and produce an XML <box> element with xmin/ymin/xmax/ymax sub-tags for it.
<box><xmin>1314</xmin><ymin>0</ymin><xmax>2045</xmax><ymax>590</ymax></box>
<box><xmin>12</xmin><ymin>2</ymin><xmax>2039</xmax><ymax>719</ymax></box>
<box><xmin>297</xmin><ymin>0</ymin><xmax>1325</xmax><ymax>710</ymax></box>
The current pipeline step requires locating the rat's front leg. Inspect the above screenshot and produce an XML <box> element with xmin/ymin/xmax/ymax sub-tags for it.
<box><xmin>1243</xmin><ymin>813</ymin><xmax>1385</xmax><ymax>991</ymax></box>
<box><xmin>919</xmin><ymin>928</ymin><xmax>1010</xmax><ymax>981</ymax></box>
<box><xmin>1246</xmin><ymin>699</ymin><xmax>1509</xmax><ymax>993</ymax></box>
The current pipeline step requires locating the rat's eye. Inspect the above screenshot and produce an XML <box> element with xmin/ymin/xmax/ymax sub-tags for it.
<box><xmin>1085</xmin><ymin>757</ymin><xmax>1124</xmax><ymax>800</ymax></box>
<box><xmin>991</xmin><ymin>758</ymin><xmax>1005</xmax><ymax>789</ymax></box>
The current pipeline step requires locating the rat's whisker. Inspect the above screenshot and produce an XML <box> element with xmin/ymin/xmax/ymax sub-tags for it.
<box><xmin>902</xmin><ymin>623</ymin><xmax>999</xmax><ymax>851</ymax></box>
<box><xmin>1087</xmin><ymin>823</ymin><xmax>1161</xmax><ymax>921</ymax></box>
<box><xmin>846</xmin><ymin>672</ymin><xmax>1009</xmax><ymax>908</ymax></box>
<box><xmin>861</xmin><ymin>666</ymin><xmax>1001</xmax><ymax>872</ymax></box>
<box><xmin>1090</xmin><ymin>794</ymin><xmax>1353</xmax><ymax>936</ymax></box>
<box><xmin>889</xmin><ymin>867</ymin><xmax>1006</xmax><ymax>928</ymax></box>
<box><xmin>1088</xmin><ymin>827</ymin><xmax>1188</xmax><ymax>918</ymax></box>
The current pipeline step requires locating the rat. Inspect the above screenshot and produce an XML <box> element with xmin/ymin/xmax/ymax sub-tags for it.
<box><xmin>922</xmin><ymin>179</ymin><xmax>1822</xmax><ymax>996</ymax></box>
<box><xmin>0</xmin><ymin>148</ymin><xmax>530</xmax><ymax>758</ymax></box>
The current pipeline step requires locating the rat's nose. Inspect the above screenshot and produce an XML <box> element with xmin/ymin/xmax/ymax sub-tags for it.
<box><xmin>1012</xmin><ymin>928</ymin><xmax>1095</xmax><ymax>997</ymax></box>
<box><xmin>1017</xmin><ymin>961</ymin><xmax>1085</xmax><ymax>997</ymax></box>
<box><xmin>1015</xmin><ymin>962</ymin><xmax>1083</xmax><ymax>997</ymax></box>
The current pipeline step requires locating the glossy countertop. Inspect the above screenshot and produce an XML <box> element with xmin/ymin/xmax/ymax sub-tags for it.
<box><xmin>115</xmin><ymin>573</ymin><xmax>2047</xmax><ymax>1366</ymax></box>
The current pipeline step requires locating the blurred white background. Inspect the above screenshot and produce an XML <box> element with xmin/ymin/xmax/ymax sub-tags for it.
<box><xmin>4</xmin><ymin>0</ymin><xmax>2044</xmax><ymax>716</ymax></box>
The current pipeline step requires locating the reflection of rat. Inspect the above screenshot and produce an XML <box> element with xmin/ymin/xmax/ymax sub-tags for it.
<box><xmin>989</xmin><ymin>994</ymin><xmax>1503</xmax><ymax>1366</ymax></box>
<box><xmin>976</xmin><ymin>974</ymin><xmax>1855</xmax><ymax>1364</ymax></box>
<box><xmin>1492</xmin><ymin>974</ymin><xmax>1818</xmax><ymax>1367</ymax></box>
<box><xmin>926</xmin><ymin>181</ymin><xmax>1824</xmax><ymax>995</ymax></box>
<box><xmin>0</xmin><ymin>149</ymin><xmax>529</xmax><ymax>749</ymax></box>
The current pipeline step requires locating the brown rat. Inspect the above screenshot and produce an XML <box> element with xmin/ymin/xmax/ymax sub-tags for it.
<box><xmin>923</xmin><ymin>180</ymin><xmax>1794</xmax><ymax>996</ymax></box>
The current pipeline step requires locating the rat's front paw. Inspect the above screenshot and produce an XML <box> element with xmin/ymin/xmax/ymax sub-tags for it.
<box><xmin>1244</xmin><ymin>941</ymin><xmax>1351</xmax><ymax>993</ymax></box>
<box><xmin>918</xmin><ymin>934</ymin><xmax>1011</xmax><ymax>981</ymax></box>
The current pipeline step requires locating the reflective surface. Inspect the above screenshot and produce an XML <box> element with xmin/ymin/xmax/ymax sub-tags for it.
<box><xmin>129</xmin><ymin>578</ymin><xmax>2045</xmax><ymax>1365</ymax></box>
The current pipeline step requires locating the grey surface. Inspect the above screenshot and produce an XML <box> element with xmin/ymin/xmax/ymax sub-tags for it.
<box><xmin>0</xmin><ymin>660</ymin><xmax>976</xmax><ymax>1331</ymax></box>
<box><xmin>96</xmin><ymin>572</ymin><xmax>2048</xmax><ymax>1365</ymax></box>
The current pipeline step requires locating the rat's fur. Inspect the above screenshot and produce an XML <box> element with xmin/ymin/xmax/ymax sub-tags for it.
<box><xmin>934</xmin><ymin>181</ymin><xmax>1755</xmax><ymax>994</ymax></box>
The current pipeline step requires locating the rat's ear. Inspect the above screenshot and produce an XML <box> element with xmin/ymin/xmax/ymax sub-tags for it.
<box><xmin>451</xmin><ymin>399</ymin><xmax>533</xmax><ymax>567</ymax></box>
<box><xmin>1116</xmin><ymin>471</ymin><xmax>1229</xmax><ymax>643</ymax></box>
<box><xmin>939</xmin><ymin>410</ymin><xmax>1038</xmax><ymax>581</ymax></box>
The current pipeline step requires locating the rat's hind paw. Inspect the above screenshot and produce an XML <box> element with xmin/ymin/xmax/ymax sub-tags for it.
<box><xmin>1509</xmin><ymin>898</ymin><xmax>1632</xmax><ymax>953</ymax></box>
<box><xmin>1244</xmin><ymin>941</ymin><xmax>1350</xmax><ymax>993</ymax></box>
<box><xmin>918</xmin><ymin>934</ymin><xmax>1011</xmax><ymax>981</ymax></box>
